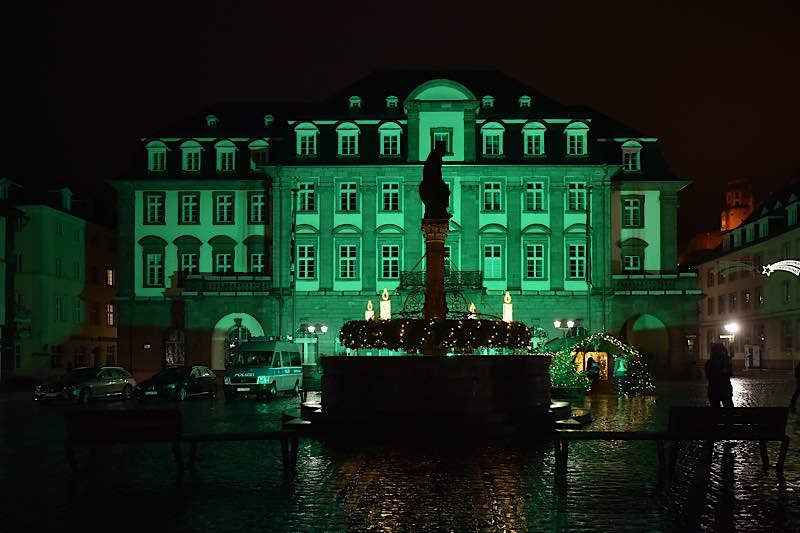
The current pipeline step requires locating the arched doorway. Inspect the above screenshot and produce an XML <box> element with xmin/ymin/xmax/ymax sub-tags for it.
<box><xmin>619</xmin><ymin>314</ymin><xmax>670</xmax><ymax>372</ymax></box>
<box><xmin>210</xmin><ymin>313</ymin><xmax>265</xmax><ymax>371</ymax></box>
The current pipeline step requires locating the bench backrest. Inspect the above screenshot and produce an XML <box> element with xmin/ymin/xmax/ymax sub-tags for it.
<box><xmin>668</xmin><ymin>406</ymin><xmax>788</xmax><ymax>440</ymax></box>
<box><xmin>66</xmin><ymin>409</ymin><xmax>183</xmax><ymax>443</ymax></box>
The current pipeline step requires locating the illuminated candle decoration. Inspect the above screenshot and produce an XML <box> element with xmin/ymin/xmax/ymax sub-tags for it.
<box><xmin>468</xmin><ymin>302</ymin><xmax>478</xmax><ymax>319</ymax></box>
<box><xmin>365</xmin><ymin>300</ymin><xmax>375</xmax><ymax>321</ymax></box>
<box><xmin>502</xmin><ymin>291</ymin><xmax>513</xmax><ymax>323</ymax></box>
<box><xmin>379</xmin><ymin>288</ymin><xmax>391</xmax><ymax>320</ymax></box>
<box><xmin>762</xmin><ymin>260</ymin><xmax>800</xmax><ymax>277</ymax></box>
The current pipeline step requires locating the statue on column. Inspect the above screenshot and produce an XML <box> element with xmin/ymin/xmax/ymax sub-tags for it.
<box><xmin>419</xmin><ymin>143</ymin><xmax>452</xmax><ymax>220</ymax></box>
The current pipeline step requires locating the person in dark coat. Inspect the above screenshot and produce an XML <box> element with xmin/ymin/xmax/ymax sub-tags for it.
<box><xmin>706</xmin><ymin>343</ymin><xmax>734</xmax><ymax>408</ymax></box>
<box><xmin>789</xmin><ymin>360</ymin><xmax>800</xmax><ymax>411</ymax></box>
<box><xmin>586</xmin><ymin>356</ymin><xmax>600</xmax><ymax>385</ymax></box>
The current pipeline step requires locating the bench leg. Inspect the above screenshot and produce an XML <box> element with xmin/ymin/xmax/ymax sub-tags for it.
<box><xmin>759</xmin><ymin>440</ymin><xmax>770</xmax><ymax>471</ymax></box>
<box><xmin>65</xmin><ymin>440</ymin><xmax>78</xmax><ymax>475</ymax></box>
<box><xmin>777</xmin><ymin>437</ymin><xmax>789</xmax><ymax>475</ymax></box>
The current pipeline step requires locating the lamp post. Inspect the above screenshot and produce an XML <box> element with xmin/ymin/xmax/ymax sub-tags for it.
<box><xmin>307</xmin><ymin>323</ymin><xmax>328</xmax><ymax>365</ymax></box>
<box><xmin>553</xmin><ymin>319</ymin><xmax>575</xmax><ymax>350</ymax></box>
<box><xmin>723</xmin><ymin>321</ymin><xmax>739</xmax><ymax>358</ymax></box>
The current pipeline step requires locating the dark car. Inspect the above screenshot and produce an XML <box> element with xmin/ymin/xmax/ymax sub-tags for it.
<box><xmin>136</xmin><ymin>365</ymin><xmax>217</xmax><ymax>401</ymax></box>
<box><xmin>61</xmin><ymin>367</ymin><xmax>137</xmax><ymax>403</ymax></box>
<box><xmin>33</xmin><ymin>375</ymin><xmax>65</xmax><ymax>401</ymax></box>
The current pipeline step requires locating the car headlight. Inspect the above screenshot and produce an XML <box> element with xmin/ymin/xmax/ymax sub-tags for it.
<box><xmin>256</xmin><ymin>376</ymin><xmax>268</xmax><ymax>385</ymax></box>
<box><xmin>223</xmin><ymin>377</ymin><xmax>231</xmax><ymax>385</ymax></box>
<box><xmin>166</xmin><ymin>383</ymin><xmax>176</xmax><ymax>389</ymax></box>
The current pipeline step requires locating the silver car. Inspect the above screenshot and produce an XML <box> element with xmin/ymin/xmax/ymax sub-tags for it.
<box><xmin>62</xmin><ymin>367</ymin><xmax>137</xmax><ymax>403</ymax></box>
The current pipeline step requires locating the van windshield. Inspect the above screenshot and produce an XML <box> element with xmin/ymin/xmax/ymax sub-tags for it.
<box><xmin>230</xmin><ymin>351</ymin><xmax>274</xmax><ymax>367</ymax></box>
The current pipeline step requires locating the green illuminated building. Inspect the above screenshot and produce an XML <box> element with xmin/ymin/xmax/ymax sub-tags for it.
<box><xmin>112</xmin><ymin>72</ymin><xmax>700</xmax><ymax>378</ymax></box>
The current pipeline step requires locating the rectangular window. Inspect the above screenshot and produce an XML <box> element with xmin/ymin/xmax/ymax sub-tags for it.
<box><xmin>55</xmin><ymin>296</ymin><xmax>65</xmax><ymax>322</ymax></box>
<box><xmin>567</xmin><ymin>182</ymin><xmax>587</xmax><ymax>211</ymax></box>
<box><xmin>729</xmin><ymin>292</ymin><xmax>737</xmax><ymax>311</ymax></box>
<box><xmin>298</xmin><ymin>182</ymin><xmax>316</xmax><ymax>212</ymax></box>
<box><xmin>219</xmin><ymin>150</ymin><xmax>235</xmax><ymax>172</ymax></box>
<box><xmin>73</xmin><ymin>261</ymin><xmax>80</xmax><ymax>280</ymax></box>
<box><xmin>718</xmin><ymin>294</ymin><xmax>726</xmax><ymax>313</ymax></box>
<box><xmin>483</xmin><ymin>245</ymin><xmax>503</xmax><ymax>279</ymax></box>
<box><xmin>707</xmin><ymin>297</ymin><xmax>714</xmax><ymax>316</ymax></box>
<box><xmin>339</xmin><ymin>245</ymin><xmax>358</xmax><ymax>279</ymax></box>
<box><xmin>525</xmin><ymin>182</ymin><xmax>544</xmax><ymax>211</ymax></box>
<box><xmin>251</xmin><ymin>147</ymin><xmax>269</xmax><ymax>168</ymax></box>
<box><xmin>483</xmin><ymin>133</ymin><xmax>501</xmax><ymax>155</ymax></box>
<box><xmin>215</xmin><ymin>253</ymin><xmax>233</xmax><ymax>273</ymax></box>
<box><xmin>431</xmin><ymin>128</ymin><xmax>453</xmax><ymax>155</ymax></box>
<box><xmin>180</xmin><ymin>193</ymin><xmax>199</xmax><ymax>224</ymax></box>
<box><xmin>524</xmin><ymin>132</ymin><xmax>544</xmax><ymax>156</ymax></box>
<box><xmin>56</xmin><ymin>222</ymin><xmax>63</xmax><ymax>236</ymax></box>
<box><xmin>483</xmin><ymin>182</ymin><xmax>502</xmax><ymax>211</ymax></box>
<box><xmin>214</xmin><ymin>193</ymin><xmax>234</xmax><ymax>224</ymax></box>
<box><xmin>742</xmin><ymin>290</ymin><xmax>751</xmax><ymax>309</ymax></box>
<box><xmin>145</xmin><ymin>253</ymin><xmax>164</xmax><ymax>287</ymax></box>
<box><xmin>105</xmin><ymin>269</ymin><xmax>114</xmax><ymax>286</ymax></box>
<box><xmin>183</xmin><ymin>150</ymin><xmax>200</xmax><ymax>172</ymax></box>
<box><xmin>623</xmin><ymin>198</ymin><xmax>642</xmax><ymax>227</ymax></box>
<box><xmin>381</xmin><ymin>182</ymin><xmax>400</xmax><ymax>212</ymax></box>
<box><xmin>706</xmin><ymin>270</ymin><xmax>714</xmax><ymax>287</ymax></box>
<box><xmin>568</xmin><ymin>244</ymin><xmax>586</xmax><ymax>279</ymax></box>
<box><xmin>339</xmin><ymin>183</ymin><xmax>358</xmax><ymax>212</ymax></box>
<box><xmin>249</xmin><ymin>193</ymin><xmax>265</xmax><ymax>223</ymax></box>
<box><xmin>623</xmin><ymin>255</ymin><xmax>642</xmax><ymax>271</ymax></box>
<box><xmin>14</xmin><ymin>253</ymin><xmax>22</xmax><ymax>273</ymax></box>
<box><xmin>73</xmin><ymin>298</ymin><xmax>83</xmax><ymax>324</ymax></box>
<box><xmin>180</xmin><ymin>253</ymin><xmax>198</xmax><ymax>274</ymax></box>
<box><xmin>381</xmin><ymin>245</ymin><xmax>400</xmax><ymax>279</ymax></box>
<box><xmin>381</xmin><ymin>133</ymin><xmax>400</xmax><ymax>156</ymax></box>
<box><xmin>623</xmin><ymin>151</ymin><xmax>640</xmax><ymax>171</ymax></box>
<box><xmin>444</xmin><ymin>245</ymin><xmax>454</xmax><ymax>272</ymax></box>
<box><xmin>567</xmin><ymin>132</ymin><xmax>586</xmax><ymax>155</ymax></box>
<box><xmin>298</xmin><ymin>132</ymin><xmax>317</xmax><ymax>156</ymax></box>
<box><xmin>250</xmin><ymin>253</ymin><xmax>265</xmax><ymax>273</ymax></box>
<box><xmin>55</xmin><ymin>257</ymin><xmax>63</xmax><ymax>277</ymax></box>
<box><xmin>106</xmin><ymin>304</ymin><xmax>115</xmax><ymax>326</ymax></box>
<box><xmin>525</xmin><ymin>244</ymin><xmax>544</xmax><ymax>279</ymax></box>
<box><xmin>339</xmin><ymin>133</ymin><xmax>358</xmax><ymax>156</ymax></box>
<box><xmin>297</xmin><ymin>245</ymin><xmax>316</xmax><ymax>279</ymax></box>
<box><xmin>149</xmin><ymin>150</ymin><xmax>166</xmax><ymax>172</ymax></box>
<box><xmin>144</xmin><ymin>193</ymin><xmax>165</xmax><ymax>224</ymax></box>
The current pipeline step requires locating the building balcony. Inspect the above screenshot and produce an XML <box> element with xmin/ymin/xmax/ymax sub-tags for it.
<box><xmin>399</xmin><ymin>269</ymin><xmax>483</xmax><ymax>290</ymax></box>
<box><xmin>612</xmin><ymin>273</ymin><xmax>701</xmax><ymax>295</ymax></box>
<box><xmin>173</xmin><ymin>272</ymin><xmax>273</xmax><ymax>296</ymax></box>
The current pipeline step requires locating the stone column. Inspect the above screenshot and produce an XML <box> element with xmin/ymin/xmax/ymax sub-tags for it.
<box><xmin>422</xmin><ymin>218</ymin><xmax>449</xmax><ymax>356</ymax></box>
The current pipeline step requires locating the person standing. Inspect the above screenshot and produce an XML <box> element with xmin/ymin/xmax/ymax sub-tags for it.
<box><xmin>790</xmin><ymin>360</ymin><xmax>800</xmax><ymax>412</ymax></box>
<box><xmin>706</xmin><ymin>343</ymin><xmax>734</xmax><ymax>408</ymax></box>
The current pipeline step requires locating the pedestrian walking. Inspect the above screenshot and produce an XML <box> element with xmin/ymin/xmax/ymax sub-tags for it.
<box><xmin>706</xmin><ymin>343</ymin><xmax>734</xmax><ymax>408</ymax></box>
<box><xmin>789</xmin><ymin>360</ymin><xmax>800</xmax><ymax>412</ymax></box>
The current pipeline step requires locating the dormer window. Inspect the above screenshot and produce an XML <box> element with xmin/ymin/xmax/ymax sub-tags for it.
<box><xmin>480</xmin><ymin>122</ymin><xmax>504</xmax><ymax>156</ymax></box>
<box><xmin>214</xmin><ymin>140</ymin><xmax>237</xmax><ymax>172</ymax></box>
<box><xmin>518</xmin><ymin>95</ymin><xmax>532</xmax><ymax>108</ymax></box>
<box><xmin>249</xmin><ymin>139</ymin><xmax>269</xmax><ymax>169</ymax></box>
<box><xmin>622</xmin><ymin>140</ymin><xmax>642</xmax><ymax>172</ymax></box>
<box><xmin>146</xmin><ymin>140</ymin><xmax>168</xmax><ymax>172</ymax></box>
<box><xmin>205</xmin><ymin>114</ymin><xmax>219</xmax><ymax>127</ymax></box>
<box><xmin>379</xmin><ymin>122</ymin><xmax>402</xmax><ymax>156</ymax></box>
<box><xmin>481</xmin><ymin>95</ymin><xmax>495</xmax><ymax>109</ymax></box>
<box><xmin>295</xmin><ymin>123</ymin><xmax>319</xmax><ymax>156</ymax></box>
<box><xmin>263</xmin><ymin>114</ymin><xmax>275</xmax><ymax>127</ymax></box>
<box><xmin>522</xmin><ymin>122</ymin><xmax>546</xmax><ymax>156</ymax></box>
<box><xmin>386</xmin><ymin>96</ymin><xmax>398</xmax><ymax>109</ymax></box>
<box><xmin>565</xmin><ymin>122</ymin><xmax>589</xmax><ymax>156</ymax></box>
<box><xmin>348</xmin><ymin>96</ymin><xmax>362</xmax><ymax>109</ymax></box>
<box><xmin>336</xmin><ymin>122</ymin><xmax>360</xmax><ymax>156</ymax></box>
<box><xmin>180</xmin><ymin>140</ymin><xmax>202</xmax><ymax>172</ymax></box>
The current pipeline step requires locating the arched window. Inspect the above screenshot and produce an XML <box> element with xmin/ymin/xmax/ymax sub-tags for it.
<box><xmin>145</xmin><ymin>140</ymin><xmax>168</xmax><ymax>172</ymax></box>
<box><xmin>518</xmin><ymin>95</ymin><xmax>532</xmax><ymax>108</ymax></box>
<box><xmin>214</xmin><ymin>140</ymin><xmax>237</xmax><ymax>172</ymax></box>
<box><xmin>295</xmin><ymin>122</ymin><xmax>319</xmax><ymax>156</ymax></box>
<box><xmin>522</xmin><ymin>122</ymin><xmax>546</xmax><ymax>156</ymax></box>
<box><xmin>180</xmin><ymin>140</ymin><xmax>202</xmax><ymax>172</ymax></box>
<box><xmin>480</xmin><ymin>122</ymin><xmax>504</xmax><ymax>156</ymax></box>
<box><xmin>621</xmin><ymin>140</ymin><xmax>642</xmax><ymax>172</ymax></box>
<box><xmin>378</xmin><ymin>122</ymin><xmax>402</xmax><ymax>156</ymax></box>
<box><xmin>348</xmin><ymin>96</ymin><xmax>362</xmax><ymax>109</ymax></box>
<box><xmin>565</xmin><ymin>122</ymin><xmax>589</xmax><ymax>156</ymax></box>
<box><xmin>225</xmin><ymin>318</ymin><xmax>251</xmax><ymax>366</ymax></box>
<box><xmin>336</xmin><ymin>122</ymin><xmax>360</xmax><ymax>156</ymax></box>
<box><xmin>385</xmin><ymin>95</ymin><xmax>399</xmax><ymax>109</ymax></box>
<box><xmin>209</xmin><ymin>235</ymin><xmax>237</xmax><ymax>273</ymax></box>
<box><xmin>248</xmin><ymin>139</ymin><xmax>269</xmax><ymax>169</ymax></box>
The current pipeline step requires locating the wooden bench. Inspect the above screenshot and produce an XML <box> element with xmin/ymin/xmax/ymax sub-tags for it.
<box><xmin>182</xmin><ymin>430</ymin><xmax>299</xmax><ymax>473</ymax></box>
<box><xmin>554</xmin><ymin>406</ymin><xmax>790</xmax><ymax>481</ymax></box>
<box><xmin>65</xmin><ymin>409</ymin><xmax>184</xmax><ymax>480</ymax></box>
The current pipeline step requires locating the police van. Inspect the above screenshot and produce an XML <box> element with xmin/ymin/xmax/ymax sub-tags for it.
<box><xmin>223</xmin><ymin>338</ymin><xmax>302</xmax><ymax>400</ymax></box>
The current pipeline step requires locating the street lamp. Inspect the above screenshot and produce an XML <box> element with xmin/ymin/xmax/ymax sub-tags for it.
<box><xmin>723</xmin><ymin>321</ymin><xmax>739</xmax><ymax>356</ymax></box>
<box><xmin>307</xmin><ymin>323</ymin><xmax>328</xmax><ymax>365</ymax></box>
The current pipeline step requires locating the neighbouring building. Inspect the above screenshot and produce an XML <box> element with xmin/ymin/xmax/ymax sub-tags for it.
<box><xmin>11</xmin><ymin>188</ymin><xmax>118</xmax><ymax>379</ymax></box>
<box><xmin>697</xmin><ymin>185</ymin><xmax>800</xmax><ymax>371</ymax></box>
<box><xmin>112</xmin><ymin>71</ymin><xmax>700</xmax><ymax>379</ymax></box>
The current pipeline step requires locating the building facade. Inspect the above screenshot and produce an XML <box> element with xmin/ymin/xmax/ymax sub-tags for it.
<box><xmin>697</xmin><ymin>187</ymin><xmax>800</xmax><ymax>370</ymax></box>
<box><xmin>113</xmin><ymin>72</ymin><xmax>700</xmax><ymax>378</ymax></box>
<box><xmin>11</xmin><ymin>190</ymin><xmax>118</xmax><ymax>379</ymax></box>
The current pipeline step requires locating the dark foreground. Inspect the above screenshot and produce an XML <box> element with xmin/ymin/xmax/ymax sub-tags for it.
<box><xmin>2</xmin><ymin>371</ymin><xmax>798</xmax><ymax>532</ymax></box>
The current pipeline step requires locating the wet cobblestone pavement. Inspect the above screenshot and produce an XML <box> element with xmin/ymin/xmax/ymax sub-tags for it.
<box><xmin>2</xmin><ymin>370</ymin><xmax>799</xmax><ymax>532</ymax></box>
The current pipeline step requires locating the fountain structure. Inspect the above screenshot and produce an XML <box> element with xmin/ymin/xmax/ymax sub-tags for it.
<box><xmin>314</xmin><ymin>146</ymin><xmax>553</xmax><ymax>434</ymax></box>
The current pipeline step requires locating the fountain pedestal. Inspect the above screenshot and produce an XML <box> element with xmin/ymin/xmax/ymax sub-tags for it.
<box><xmin>421</xmin><ymin>218</ymin><xmax>449</xmax><ymax>356</ymax></box>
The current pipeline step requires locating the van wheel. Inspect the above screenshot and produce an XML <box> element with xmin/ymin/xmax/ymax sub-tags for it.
<box><xmin>292</xmin><ymin>381</ymin><xmax>300</xmax><ymax>397</ymax></box>
<box><xmin>268</xmin><ymin>382</ymin><xmax>278</xmax><ymax>399</ymax></box>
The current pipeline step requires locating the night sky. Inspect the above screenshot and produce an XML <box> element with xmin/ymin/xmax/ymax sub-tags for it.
<box><xmin>5</xmin><ymin>1</ymin><xmax>799</xmax><ymax>246</ymax></box>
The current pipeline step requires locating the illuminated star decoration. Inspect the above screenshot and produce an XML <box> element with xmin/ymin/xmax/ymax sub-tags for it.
<box><xmin>762</xmin><ymin>260</ymin><xmax>800</xmax><ymax>277</ymax></box>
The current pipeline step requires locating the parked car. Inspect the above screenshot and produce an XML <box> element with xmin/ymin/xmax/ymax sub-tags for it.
<box><xmin>62</xmin><ymin>367</ymin><xmax>137</xmax><ymax>403</ymax></box>
<box><xmin>136</xmin><ymin>365</ymin><xmax>217</xmax><ymax>401</ymax></box>
<box><xmin>33</xmin><ymin>375</ymin><xmax>65</xmax><ymax>402</ymax></box>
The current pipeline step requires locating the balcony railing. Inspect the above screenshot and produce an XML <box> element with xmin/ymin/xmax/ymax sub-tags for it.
<box><xmin>176</xmin><ymin>273</ymin><xmax>273</xmax><ymax>295</ymax></box>
<box><xmin>611</xmin><ymin>273</ymin><xmax>701</xmax><ymax>294</ymax></box>
<box><xmin>399</xmin><ymin>270</ymin><xmax>483</xmax><ymax>290</ymax></box>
